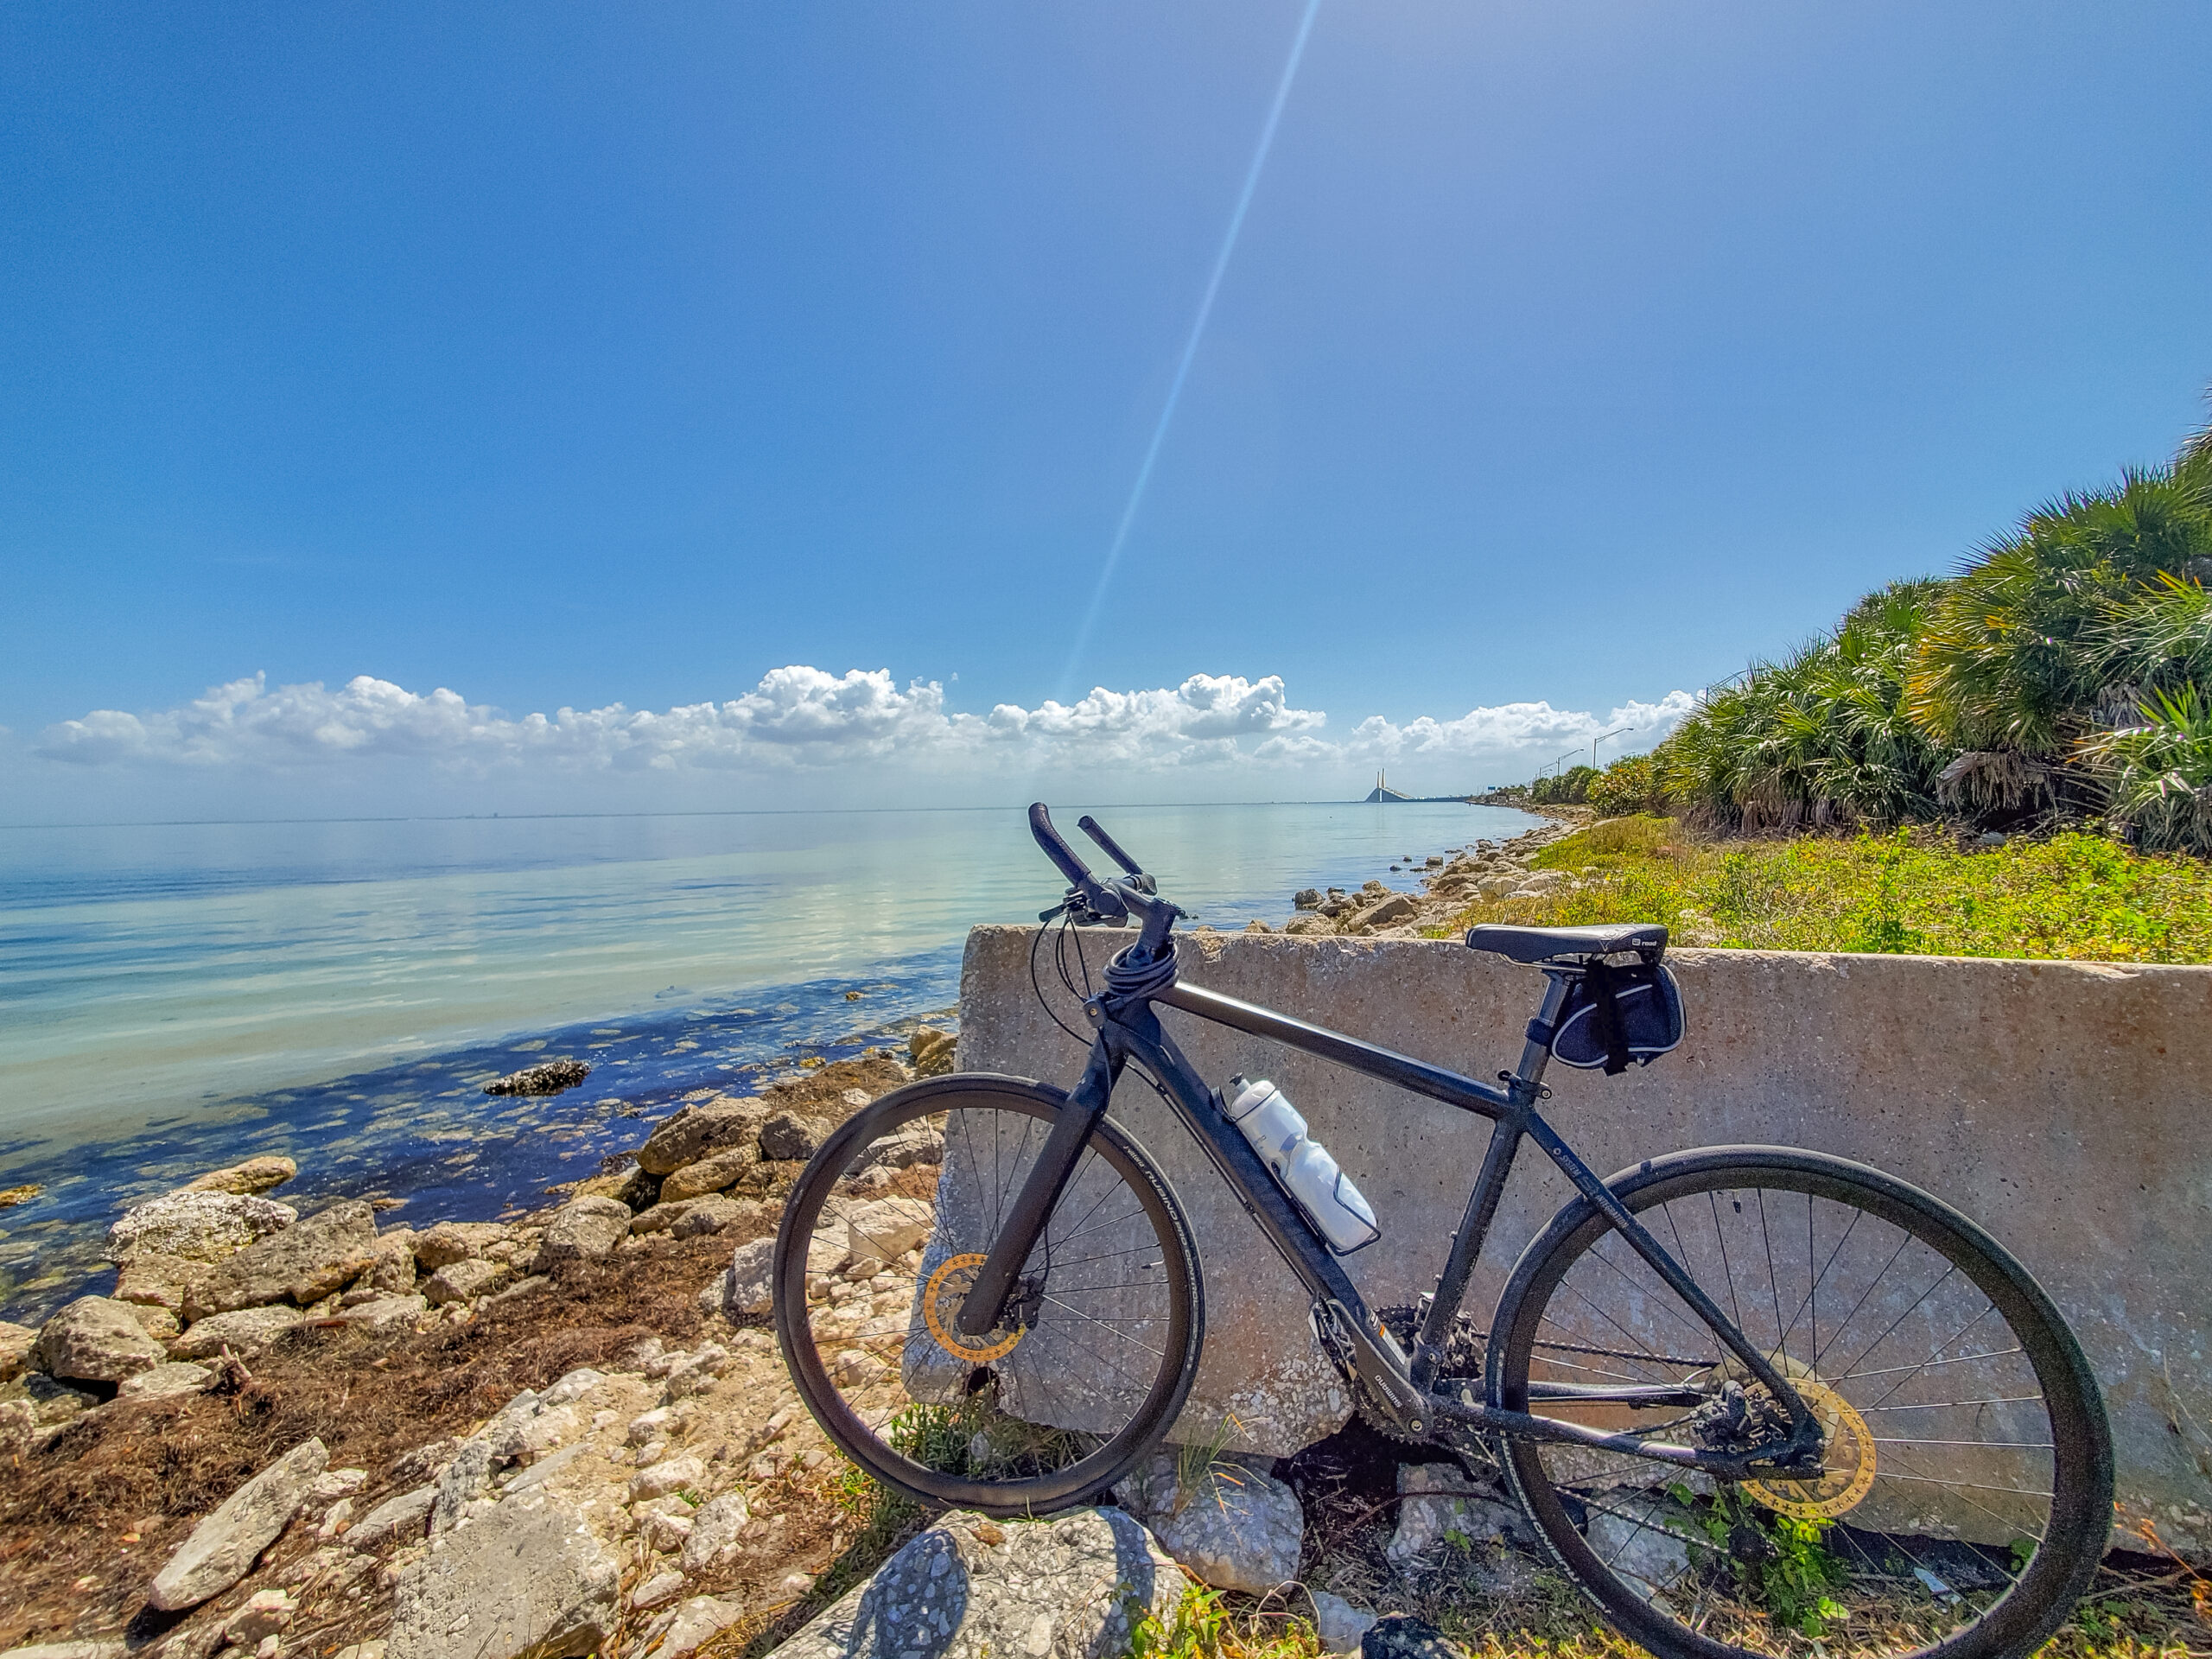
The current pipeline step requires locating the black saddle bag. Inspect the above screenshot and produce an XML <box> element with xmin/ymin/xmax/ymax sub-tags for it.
<box><xmin>1549</xmin><ymin>959</ymin><xmax>1685</xmax><ymax>1075</ymax></box>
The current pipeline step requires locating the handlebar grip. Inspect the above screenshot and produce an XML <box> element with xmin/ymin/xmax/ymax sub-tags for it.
<box><xmin>1076</xmin><ymin>815</ymin><xmax>1145</xmax><ymax>878</ymax></box>
<box><xmin>1027</xmin><ymin>803</ymin><xmax>1095</xmax><ymax>888</ymax></box>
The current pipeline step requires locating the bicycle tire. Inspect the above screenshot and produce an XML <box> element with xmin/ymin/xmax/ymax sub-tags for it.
<box><xmin>773</xmin><ymin>1072</ymin><xmax>1205</xmax><ymax>1516</ymax></box>
<box><xmin>1489</xmin><ymin>1145</ymin><xmax>2112</xmax><ymax>1659</ymax></box>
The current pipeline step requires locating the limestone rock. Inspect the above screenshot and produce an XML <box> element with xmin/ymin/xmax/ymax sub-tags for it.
<box><xmin>1385</xmin><ymin>1463</ymin><xmax>1529</xmax><ymax>1567</ymax></box>
<box><xmin>841</xmin><ymin>1196</ymin><xmax>931</xmax><ymax>1270</ymax></box>
<box><xmin>659</xmin><ymin>1147</ymin><xmax>759</xmax><ymax>1205</ymax></box>
<box><xmin>726</xmin><ymin>1237</ymin><xmax>775</xmax><ymax>1316</ymax></box>
<box><xmin>224</xmin><ymin>1587</ymin><xmax>297</xmax><ymax>1644</ymax></box>
<box><xmin>172</xmin><ymin>1305</ymin><xmax>306</xmax><ymax>1361</ymax></box>
<box><xmin>1282</xmin><ymin>915</ymin><xmax>1333</xmax><ymax>936</ymax></box>
<box><xmin>423</xmin><ymin>1259</ymin><xmax>516</xmax><ymax>1307</ymax></box>
<box><xmin>347</xmin><ymin>1484</ymin><xmax>436</xmax><ymax>1550</ymax></box>
<box><xmin>387</xmin><ymin>1489</ymin><xmax>620</xmax><ymax>1659</ymax></box>
<box><xmin>186</xmin><ymin>1156</ymin><xmax>299</xmax><ymax>1197</ymax></box>
<box><xmin>0</xmin><ymin>1319</ymin><xmax>40</xmax><ymax>1381</ymax></box>
<box><xmin>130</xmin><ymin>1302</ymin><xmax>183</xmax><ymax>1344</ymax></box>
<box><xmin>1113</xmin><ymin>1450</ymin><xmax>1303</xmax><ymax>1594</ymax></box>
<box><xmin>759</xmin><ymin>1110</ymin><xmax>831</xmax><ymax>1163</ymax></box>
<box><xmin>1356</xmin><ymin>893</ymin><xmax>1421</xmax><ymax>929</ymax></box>
<box><xmin>185</xmin><ymin>1201</ymin><xmax>378</xmax><ymax>1319</ymax></box>
<box><xmin>628</xmin><ymin>1199</ymin><xmax>696</xmax><ymax>1235</ymax></box>
<box><xmin>337</xmin><ymin>1293</ymin><xmax>430</xmax><ymax>1332</ymax></box>
<box><xmin>637</xmin><ymin>1098</ymin><xmax>766</xmax><ymax>1177</ymax></box>
<box><xmin>366</xmin><ymin>1228</ymin><xmax>419</xmax><ymax>1293</ymax></box>
<box><xmin>36</xmin><ymin>1295</ymin><xmax>168</xmax><ymax>1382</ymax></box>
<box><xmin>638</xmin><ymin>1596</ymin><xmax>742</xmax><ymax>1659</ymax></box>
<box><xmin>909</xmin><ymin>1026</ymin><xmax>957</xmax><ymax>1079</ymax></box>
<box><xmin>118</xmin><ymin>1361</ymin><xmax>218</xmax><ymax>1402</ymax></box>
<box><xmin>1293</xmin><ymin>889</ymin><xmax>1323</xmax><ymax>911</ymax></box>
<box><xmin>0</xmin><ymin>1371</ymin><xmax>99</xmax><ymax>1427</ymax></box>
<box><xmin>533</xmin><ymin>1198</ymin><xmax>632</xmax><ymax>1268</ymax></box>
<box><xmin>0</xmin><ymin>1643</ymin><xmax>129</xmax><ymax>1659</ymax></box>
<box><xmin>776</xmin><ymin>1509</ymin><xmax>1185</xmax><ymax>1659</ymax></box>
<box><xmin>671</xmin><ymin>1195</ymin><xmax>746</xmax><ymax>1239</ymax></box>
<box><xmin>482</xmin><ymin>1058</ymin><xmax>591</xmax><ymax>1096</ymax></box>
<box><xmin>1311</xmin><ymin>1592</ymin><xmax>1376</xmax><ymax>1654</ymax></box>
<box><xmin>856</xmin><ymin>1122</ymin><xmax>944</xmax><ymax>1171</ymax></box>
<box><xmin>410</xmin><ymin>1223</ymin><xmax>506</xmax><ymax>1272</ymax></box>
<box><xmin>631</xmin><ymin>1570</ymin><xmax>687</xmax><ymax>1611</ymax></box>
<box><xmin>630</xmin><ymin>1454</ymin><xmax>705</xmax><ymax>1503</ymax></box>
<box><xmin>149</xmin><ymin>1437</ymin><xmax>328</xmax><ymax>1611</ymax></box>
<box><xmin>106</xmin><ymin>1190</ymin><xmax>297</xmax><ymax>1266</ymax></box>
<box><xmin>112</xmin><ymin>1250</ymin><xmax>209</xmax><ymax>1313</ymax></box>
<box><xmin>681</xmin><ymin>1492</ymin><xmax>751</xmax><ymax>1573</ymax></box>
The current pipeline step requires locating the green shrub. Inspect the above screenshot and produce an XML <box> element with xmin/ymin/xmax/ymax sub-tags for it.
<box><xmin>1655</xmin><ymin>400</ymin><xmax>2212</xmax><ymax>848</ymax></box>
<box><xmin>1587</xmin><ymin>753</ymin><xmax>1666</xmax><ymax>817</ymax></box>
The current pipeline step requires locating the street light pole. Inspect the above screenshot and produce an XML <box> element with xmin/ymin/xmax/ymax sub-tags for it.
<box><xmin>1592</xmin><ymin>726</ymin><xmax>1634</xmax><ymax>770</ymax></box>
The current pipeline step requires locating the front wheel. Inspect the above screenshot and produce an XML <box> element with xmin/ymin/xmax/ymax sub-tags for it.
<box><xmin>1490</xmin><ymin>1146</ymin><xmax>2113</xmax><ymax>1659</ymax></box>
<box><xmin>773</xmin><ymin>1073</ymin><xmax>1204</xmax><ymax>1516</ymax></box>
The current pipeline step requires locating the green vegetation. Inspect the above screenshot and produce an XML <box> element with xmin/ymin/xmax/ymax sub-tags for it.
<box><xmin>1442</xmin><ymin>817</ymin><xmax>2212</xmax><ymax>963</ymax></box>
<box><xmin>1525</xmin><ymin>404</ymin><xmax>2212</xmax><ymax>855</ymax></box>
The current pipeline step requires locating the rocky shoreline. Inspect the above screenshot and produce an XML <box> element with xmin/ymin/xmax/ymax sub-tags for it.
<box><xmin>1250</xmin><ymin>810</ymin><xmax>1584</xmax><ymax>941</ymax></box>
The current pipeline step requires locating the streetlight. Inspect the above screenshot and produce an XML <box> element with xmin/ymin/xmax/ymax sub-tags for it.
<box><xmin>1592</xmin><ymin>726</ymin><xmax>1634</xmax><ymax>770</ymax></box>
<box><xmin>1550</xmin><ymin>749</ymin><xmax>1580</xmax><ymax>779</ymax></box>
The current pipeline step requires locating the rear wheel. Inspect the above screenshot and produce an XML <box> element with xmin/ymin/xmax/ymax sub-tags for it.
<box><xmin>773</xmin><ymin>1074</ymin><xmax>1203</xmax><ymax>1516</ymax></box>
<box><xmin>1491</xmin><ymin>1147</ymin><xmax>2112</xmax><ymax>1659</ymax></box>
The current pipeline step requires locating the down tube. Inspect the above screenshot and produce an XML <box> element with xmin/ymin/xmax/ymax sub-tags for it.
<box><xmin>1116</xmin><ymin>1007</ymin><xmax>1383</xmax><ymax>1338</ymax></box>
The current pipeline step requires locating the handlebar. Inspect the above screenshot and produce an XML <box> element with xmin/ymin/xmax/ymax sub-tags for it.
<box><xmin>1028</xmin><ymin>803</ymin><xmax>1181</xmax><ymax>957</ymax></box>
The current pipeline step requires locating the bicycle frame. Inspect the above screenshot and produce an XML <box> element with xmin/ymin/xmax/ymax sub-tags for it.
<box><xmin>963</xmin><ymin>945</ymin><xmax>1826</xmax><ymax>1480</ymax></box>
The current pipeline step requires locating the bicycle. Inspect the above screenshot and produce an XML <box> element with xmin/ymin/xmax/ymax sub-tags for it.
<box><xmin>773</xmin><ymin>804</ymin><xmax>2113</xmax><ymax>1659</ymax></box>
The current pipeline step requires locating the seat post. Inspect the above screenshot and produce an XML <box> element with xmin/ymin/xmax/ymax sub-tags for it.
<box><xmin>1509</xmin><ymin>970</ymin><xmax>1576</xmax><ymax>1095</ymax></box>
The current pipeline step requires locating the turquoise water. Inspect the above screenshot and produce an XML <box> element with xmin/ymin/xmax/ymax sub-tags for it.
<box><xmin>0</xmin><ymin>800</ymin><xmax>1532</xmax><ymax>1319</ymax></box>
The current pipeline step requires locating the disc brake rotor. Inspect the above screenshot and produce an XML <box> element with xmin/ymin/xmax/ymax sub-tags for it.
<box><xmin>922</xmin><ymin>1252</ymin><xmax>1028</xmax><ymax>1363</ymax></box>
<box><xmin>1721</xmin><ymin>1352</ymin><xmax>1878</xmax><ymax>1519</ymax></box>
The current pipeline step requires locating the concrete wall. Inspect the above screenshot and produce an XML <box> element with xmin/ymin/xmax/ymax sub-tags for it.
<box><xmin>959</xmin><ymin>925</ymin><xmax>2212</xmax><ymax>1554</ymax></box>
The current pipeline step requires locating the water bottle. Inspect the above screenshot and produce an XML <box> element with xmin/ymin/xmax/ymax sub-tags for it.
<box><xmin>1223</xmin><ymin>1076</ymin><xmax>1381</xmax><ymax>1254</ymax></box>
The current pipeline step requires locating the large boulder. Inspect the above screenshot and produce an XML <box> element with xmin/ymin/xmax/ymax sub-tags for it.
<box><xmin>111</xmin><ymin>1250</ymin><xmax>209</xmax><ymax>1313</ymax></box>
<box><xmin>106</xmin><ymin>1190</ymin><xmax>297</xmax><ymax>1265</ymax></box>
<box><xmin>185</xmin><ymin>1156</ymin><xmax>298</xmax><ymax>1197</ymax></box>
<box><xmin>185</xmin><ymin>1202</ymin><xmax>378</xmax><ymax>1319</ymax></box>
<box><xmin>118</xmin><ymin>1362</ymin><xmax>218</xmax><ymax>1402</ymax></box>
<box><xmin>533</xmin><ymin>1198</ymin><xmax>631</xmax><ymax>1268</ymax></box>
<box><xmin>149</xmin><ymin>1437</ymin><xmax>327</xmax><ymax>1611</ymax></box>
<box><xmin>909</xmin><ymin>1027</ymin><xmax>957</xmax><ymax>1079</ymax></box>
<box><xmin>776</xmin><ymin>1509</ymin><xmax>1185</xmax><ymax>1659</ymax></box>
<box><xmin>423</xmin><ymin>1259</ymin><xmax>515</xmax><ymax>1307</ymax></box>
<box><xmin>35</xmin><ymin>1296</ymin><xmax>167</xmax><ymax>1383</ymax></box>
<box><xmin>1113</xmin><ymin>1450</ymin><xmax>1304</xmax><ymax>1594</ymax></box>
<box><xmin>410</xmin><ymin>1222</ymin><xmax>507</xmax><ymax>1271</ymax></box>
<box><xmin>658</xmin><ymin>1147</ymin><xmax>759</xmax><ymax>1205</ymax></box>
<box><xmin>636</xmin><ymin>1098</ymin><xmax>766</xmax><ymax>1177</ymax></box>
<box><xmin>386</xmin><ymin>1489</ymin><xmax>620</xmax><ymax>1659</ymax></box>
<box><xmin>1384</xmin><ymin>1462</ymin><xmax>1529</xmax><ymax>1567</ymax></box>
<box><xmin>759</xmin><ymin>1110</ymin><xmax>832</xmax><ymax>1163</ymax></box>
<box><xmin>365</xmin><ymin>1227</ymin><xmax>419</xmax><ymax>1292</ymax></box>
<box><xmin>171</xmin><ymin>1305</ymin><xmax>306</xmax><ymax>1362</ymax></box>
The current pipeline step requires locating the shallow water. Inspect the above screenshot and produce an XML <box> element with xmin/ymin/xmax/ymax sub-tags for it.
<box><xmin>0</xmin><ymin>800</ymin><xmax>1532</xmax><ymax>1320</ymax></box>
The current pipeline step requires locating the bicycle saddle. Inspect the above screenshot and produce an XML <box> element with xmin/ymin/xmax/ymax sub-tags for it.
<box><xmin>1465</xmin><ymin>922</ymin><xmax>1668</xmax><ymax>964</ymax></box>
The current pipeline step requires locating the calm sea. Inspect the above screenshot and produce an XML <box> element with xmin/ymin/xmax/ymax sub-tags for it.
<box><xmin>0</xmin><ymin>800</ymin><xmax>1533</xmax><ymax>1320</ymax></box>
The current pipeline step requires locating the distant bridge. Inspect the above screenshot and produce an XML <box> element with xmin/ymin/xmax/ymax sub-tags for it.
<box><xmin>1361</xmin><ymin>770</ymin><xmax>1475</xmax><ymax>804</ymax></box>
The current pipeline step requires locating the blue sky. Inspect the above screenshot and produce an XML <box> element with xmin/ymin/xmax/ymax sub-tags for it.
<box><xmin>4</xmin><ymin>2</ymin><xmax>2209</xmax><ymax>819</ymax></box>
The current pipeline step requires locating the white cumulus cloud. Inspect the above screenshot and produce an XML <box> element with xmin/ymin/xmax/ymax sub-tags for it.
<box><xmin>33</xmin><ymin>667</ymin><xmax>1692</xmax><ymax>783</ymax></box>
